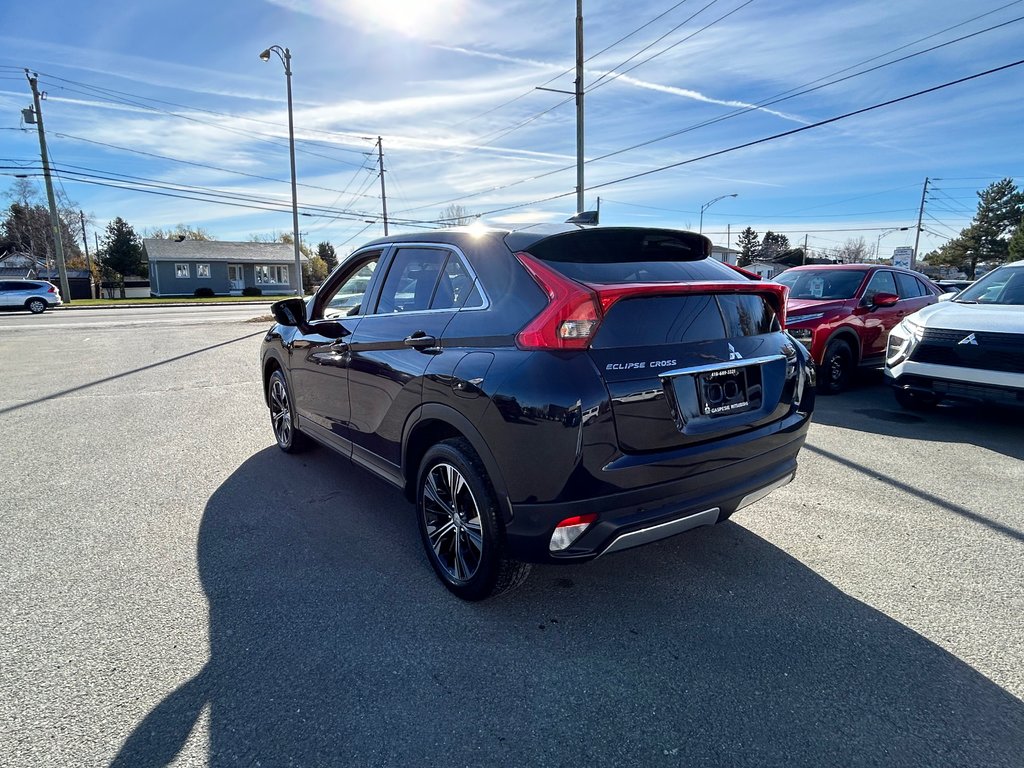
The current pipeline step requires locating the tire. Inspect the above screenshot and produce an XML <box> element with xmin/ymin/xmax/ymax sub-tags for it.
<box><xmin>26</xmin><ymin>298</ymin><xmax>47</xmax><ymax>314</ymax></box>
<box><xmin>267</xmin><ymin>369</ymin><xmax>311</xmax><ymax>453</ymax></box>
<box><xmin>894</xmin><ymin>387</ymin><xmax>939</xmax><ymax>411</ymax></box>
<box><xmin>417</xmin><ymin>438</ymin><xmax>531</xmax><ymax>601</ymax></box>
<box><xmin>820</xmin><ymin>339</ymin><xmax>853</xmax><ymax>394</ymax></box>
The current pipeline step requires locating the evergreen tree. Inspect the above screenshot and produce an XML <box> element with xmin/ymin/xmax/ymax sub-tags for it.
<box><xmin>736</xmin><ymin>227</ymin><xmax>759</xmax><ymax>267</ymax></box>
<box><xmin>760</xmin><ymin>231</ymin><xmax>791</xmax><ymax>262</ymax></box>
<box><xmin>100</xmin><ymin>217</ymin><xmax>146</xmax><ymax>297</ymax></box>
<box><xmin>927</xmin><ymin>178</ymin><xmax>1023</xmax><ymax>278</ymax></box>
<box><xmin>317</xmin><ymin>241</ymin><xmax>338</xmax><ymax>271</ymax></box>
<box><xmin>1009</xmin><ymin>222</ymin><xmax>1024</xmax><ymax>262</ymax></box>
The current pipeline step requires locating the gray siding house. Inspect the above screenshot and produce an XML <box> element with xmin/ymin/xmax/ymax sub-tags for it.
<box><xmin>144</xmin><ymin>239</ymin><xmax>305</xmax><ymax>297</ymax></box>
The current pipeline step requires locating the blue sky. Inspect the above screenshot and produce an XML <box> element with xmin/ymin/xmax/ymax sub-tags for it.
<box><xmin>1</xmin><ymin>0</ymin><xmax>1021</xmax><ymax>259</ymax></box>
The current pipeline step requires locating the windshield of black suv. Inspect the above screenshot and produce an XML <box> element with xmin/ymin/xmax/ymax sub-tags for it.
<box><xmin>953</xmin><ymin>265</ymin><xmax>1024</xmax><ymax>305</ymax></box>
<box><xmin>774</xmin><ymin>269</ymin><xmax>868</xmax><ymax>300</ymax></box>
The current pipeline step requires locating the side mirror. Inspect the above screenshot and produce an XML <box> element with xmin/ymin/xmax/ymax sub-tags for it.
<box><xmin>872</xmin><ymin>292</ymin><xmax>899</xmax><ymax>308</ymax></box>
<box><xmin>938</xmin><ymin>291</ymin><xmax>955</xmax><ymax>302</ymax></box>
<box><xmin>271</xmin><ymin>297</ymin><xmax>308</xmax><ymax>327</ymax></box>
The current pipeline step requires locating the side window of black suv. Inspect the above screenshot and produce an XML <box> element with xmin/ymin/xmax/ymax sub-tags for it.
<box><xmin>375</xmin><ymin>247</ymin><xmax>483</xmax><ymax>314</ymax></box>
<box><xmin>319</xmin><ymin>254</ymin><xmax>380</xmax><ymax>319</ymax></box>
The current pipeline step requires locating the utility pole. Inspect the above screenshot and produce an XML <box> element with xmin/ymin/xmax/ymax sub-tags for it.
<box><xmin>912</xmin><ymin>177</ymin><xmax>929</xmax><ymax>270</ymax></box>
<box><xmin>803</xmin><ymin>233</ymin><xmax>809</xmax><ymax>266</ymax></box>
<box><xmin>377</xmin><ymin>136</ymin><xmax>389</xmax><ymax>236</ymax></box>
<box><xmin>575</xmin><ymin>0</ymin><xmax>585</xmax><ymax>215</ymax></box>
<box><xmin>80</xmin><ymin>210</ymin><xmax>94</xmax><ymax>298</ymax></box>
<box><xmin>25</xmin><ymin>70</ymin><xmax>71</xmax><ymax>303</ymax></box>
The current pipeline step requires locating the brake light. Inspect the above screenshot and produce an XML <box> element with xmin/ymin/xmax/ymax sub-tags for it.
<box><xmin>47</xmin><ymin>285</ymin><xmax>56</xmax><ymax>293</ymax></box>
<box><xmin>515</xmin><ymin>252</ymin><xmax>602</xmax><ymax>350</ymax></box>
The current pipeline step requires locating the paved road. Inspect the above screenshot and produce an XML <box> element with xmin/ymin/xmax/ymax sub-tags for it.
<box><xmin>0</xmin><ymin>303</ymin><xmax>273</xmax><ymax>331</ymax></box>
<box><xmin>1</xmin><ymin>308</ymin><xmax>1022</xmax><ymax>767</ymax></box>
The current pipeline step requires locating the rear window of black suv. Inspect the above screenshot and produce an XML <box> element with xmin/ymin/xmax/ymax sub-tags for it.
<box><xmin>594</xmin><ymin>293</ymin><xmax>780</xmax><ymax>348</ymax></box>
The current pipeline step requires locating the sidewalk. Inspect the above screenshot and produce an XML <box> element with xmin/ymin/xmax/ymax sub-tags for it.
<box><xmin>55</xmin><ymin>300</ymin><xmax>279</xmax><ymax>311</ymax></box>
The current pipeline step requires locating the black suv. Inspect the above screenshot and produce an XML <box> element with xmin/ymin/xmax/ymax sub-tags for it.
<box><xmin>261</xmin><ymin>225</ymin><xmax>815</xmax><ymax>599</ymax></box>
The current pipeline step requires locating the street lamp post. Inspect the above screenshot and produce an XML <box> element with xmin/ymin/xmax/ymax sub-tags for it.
<box><xmin>699</xmin><ymin>193</ymin><xmax>738</xmax><ymax>236</ymax></box>
<box><xmin>259</xmin><ymin>44</ymin><xmax>303</xmax><ymax>295</ymax></box>
<box><xmin>874</xmin><ymin>226</ymin><xmax>910</xmax><ymax>260</ymax></box>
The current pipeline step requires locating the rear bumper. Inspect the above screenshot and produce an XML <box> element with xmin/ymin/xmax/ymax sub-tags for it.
<box><xmin>504</xmin><ymin>424</ymin><xmax>806</xmax><ymax>564</ymax></box>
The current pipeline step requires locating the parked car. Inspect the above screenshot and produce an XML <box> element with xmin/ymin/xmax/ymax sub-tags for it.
<box><xmin>886</xmin><ymin>260</ymin><xmax>1024</xmax><ymax>410</ymax></box>
<box><xmin>774</xmin><ymin>264</ymin><xmax>944</xmax><ymax>393</ymax></box>
<box><xmin>261</xmin><ymin>225</ymin><xmax>816</xmax><ymax>599</ymax></box>
<box><xmin>0</xmin><ymin>279</ymin><xmax>62</xmax><ymax>314</ymax></box>
<box><xmin>935</xmin><ymin>279</ymin><xmax>973</xmax><ymax>294</ymax></box>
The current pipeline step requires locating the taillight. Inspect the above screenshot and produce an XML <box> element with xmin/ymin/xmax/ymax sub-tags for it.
<box><xmin>47</xmin><ymin>285</ymin><xmax>56</xmax><ymax>293</ymax></box>
<box><xmin>515</xmin><ymin>252</ymin><xmax>602</xmax><ymax>350</ymax></box>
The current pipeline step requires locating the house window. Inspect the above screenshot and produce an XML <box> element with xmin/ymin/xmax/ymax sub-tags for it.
<box><xmin>175</xmin><ymin>263</ymin><xmax>190</xmax><ymax>278</ymax></box>
<box><xmin>255</xmin><ymin>265</ymin><xmax>289</xmax><ymax>284</ymax></box>
<box><xmin>197</xmin><ymin>264</ymin><xmax>211</xmax><ymax>278</ymax></box>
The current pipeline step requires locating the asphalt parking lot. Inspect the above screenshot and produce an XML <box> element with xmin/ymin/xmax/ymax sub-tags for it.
<box><xmin>1</xmin><ymin>307</ymin><xmax>1022</xmax><ymax>767</ymax></box>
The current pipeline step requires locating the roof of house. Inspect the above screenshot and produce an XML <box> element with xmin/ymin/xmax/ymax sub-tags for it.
<box><xmin>143</xmin><ymin>239</ymin><xmax>305</xmax><ymax>263</ymax></box>
<box><xmin>38</xmin><ymin>269</ymin><xmax>93</xmax><ymax>279</ymax></box>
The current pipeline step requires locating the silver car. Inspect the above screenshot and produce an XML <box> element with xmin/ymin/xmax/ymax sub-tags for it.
<box><xmin>0</xmin><ymin>279</ymin><xmax>63</xmax><ymax>313</ymax></box>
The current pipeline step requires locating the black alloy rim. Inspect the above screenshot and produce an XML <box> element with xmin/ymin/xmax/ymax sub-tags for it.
<box><xmin>422</xmin><ymin>462</ymin><xmax>483</xmax><ymax>582</ymax></box>
<box><xmin>269</xmin><ymin>377</ymin><xmax>292</xmax><ymax>446</ymax></box>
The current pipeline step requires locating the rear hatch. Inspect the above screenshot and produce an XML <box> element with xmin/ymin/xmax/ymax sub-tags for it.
<box><xmin>513</xmin><ymin>228</ymin><xmax>804</xmax><ymax>453</ymax></box>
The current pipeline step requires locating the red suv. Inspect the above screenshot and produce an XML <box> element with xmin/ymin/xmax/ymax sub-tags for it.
<box><xmin>775</xmin><ymin>264</ymin><xmax>944</xmax><ymax>393</ymax></box>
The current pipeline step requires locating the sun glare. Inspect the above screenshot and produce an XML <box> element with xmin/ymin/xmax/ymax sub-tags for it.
<box><xmin>344</xmin><ymin>0</ymin><xmax>462</xmax><ymax>38</ymax></box>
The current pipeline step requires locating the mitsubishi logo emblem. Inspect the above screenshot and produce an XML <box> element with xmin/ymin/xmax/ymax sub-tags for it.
<box><xmin>958</xmin><ymin>333</ymin><xmax>978</xmax><ymax>346</ymax></box>
<box><xmin>728</xmin><ymin>343</ymin><xmax>743</xmax><ymax>360</ymax></box>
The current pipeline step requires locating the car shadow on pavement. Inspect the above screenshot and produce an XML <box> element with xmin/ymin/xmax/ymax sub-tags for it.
<box><xmin>813</xmin><ymin>370</ymin><xmax>1024</xmax><ymax>463</ymax></box>
<box><xmin>111</xmin><ymin>447</ymin><xmax>1024</xmax><ymax>767</ymax></box>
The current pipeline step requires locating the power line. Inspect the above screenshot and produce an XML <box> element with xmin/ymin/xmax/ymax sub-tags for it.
<box><xmin>472</xmin><ymin>58</ymin><xmax>1024</xmax><ymax>218</ymax></box>
<box><xmin>601</xmin><ymin>198</ymin><xmax>918</xmax><ymax>219</ymax></box>
<box><xmin>583</xmin><ymin>12</ymin><xmax>1024</xmax><ymax>167</ymax></box>
<box><xmin>397</xmin><ymin>15</ymin><xmax>1019</xmax><ymax>217</ymax></box>
<box><xmin>50</xmin><ymin>132</ymin><xmax>382</xmax><ymax>201</ymax></box>
<box><xmin>587</xmin><ymin>0</ymin><xmax>730</xmax><ymax>90</ymax></box>
<box><xmin>582</xmin><ymin>59</ymin><xmax>1024</xmax><ymax>194</ymax></box>
<box><xmin>35</xmin><ymin>78</ymin><xmax>370</xmax><ymax>169</ymax></box>
<box><xmin>30</xmin><ymin>72</ymin><xmax>376</xmax><ymax>154</ymax></box>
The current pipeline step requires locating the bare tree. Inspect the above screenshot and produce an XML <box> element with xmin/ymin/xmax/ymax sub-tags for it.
<box><xmin>438</xmin><ymin>204</ymin><xmax>475</xmax><ymax>228</ymax></box>
<box><xmin>832</xmin><ymin>237</ymin><xmax>870</xmax><ymax>263</ymax></box>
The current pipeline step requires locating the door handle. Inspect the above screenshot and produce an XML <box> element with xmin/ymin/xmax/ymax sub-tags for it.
<box><xmin>404</xmin><ymin>331</ymin><xmax>441</xmax><ymax>354</ymax></box>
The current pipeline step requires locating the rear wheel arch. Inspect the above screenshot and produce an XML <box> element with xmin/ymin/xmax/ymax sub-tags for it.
<box><xmin>262</xmin><ymin>355</ymin><xmax>285</xmax><ymax>405</ymax></box>
<box><xmin>402</xmin><ymin>405</ymin><xmax>512</xmax><ymax>520</ymax></box>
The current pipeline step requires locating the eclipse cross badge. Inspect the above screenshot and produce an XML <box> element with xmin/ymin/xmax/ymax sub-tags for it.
<box><xmin>728</xmin><ymin>343</ymin><xmax>743</xmax><ymax>361</ymax></box>
<box><xmin>958</xmin><ymin>333</ymin><xmax>979</xmax><ymax>346</ymax></box>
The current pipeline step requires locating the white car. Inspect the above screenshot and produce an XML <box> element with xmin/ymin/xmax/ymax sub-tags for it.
<box><xmin>0</xmin><ymin>279</ymin><xmax>63</xmax><ymax>314</ymax></box>
<box><xmin>885</xmin><ymin>260</ymin><xmax>1024</xmax><ymax>409</ymax></box>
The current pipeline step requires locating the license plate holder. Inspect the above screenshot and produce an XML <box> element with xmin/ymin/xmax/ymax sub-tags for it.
<box><xmin>697</xmin><ymin>366</ymin><xmax>761</xmax><ymax>417</ymax></box>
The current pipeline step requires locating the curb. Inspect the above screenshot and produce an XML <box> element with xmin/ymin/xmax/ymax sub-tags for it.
<box><xmin>55</xmin><ymin>300</ymin><xmax>281</xmax><ymax>311</ymax></box>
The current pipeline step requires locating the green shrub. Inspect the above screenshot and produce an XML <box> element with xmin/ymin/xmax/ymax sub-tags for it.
<box><xmin>193</xmin><ymin>287</ymin><xmax>216</xmax><ymax>298</ymax></box>
<box><xmin>242</xmin><ymin>286</ymin><xmax>262</xmax><ymax>296</ymax></box>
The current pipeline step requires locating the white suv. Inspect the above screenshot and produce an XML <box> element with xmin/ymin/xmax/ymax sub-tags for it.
<box><xmin>0</xmin><ymin>279</ymin><xmax>63</xmax><ymax>314</ymax></box>
<box><xmin>885</xmin><ymin>260</ymin><xmax>1024</xmax><ymax>409</ymax></box>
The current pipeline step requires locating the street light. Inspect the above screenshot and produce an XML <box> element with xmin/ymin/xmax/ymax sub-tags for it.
<box><xmin>699</xmin><ymin>193</ymin><xmax>738</xmax><ymax>235</ymax></box>
<box><xmin>875</xmin><ymin>226</ymin><xmax>910</xmax><ymax>260</ymax></box>
<box><xmin>259</xmin><ymin>44</ymin><xmax>303</xmax><ymax>295</ymax></box>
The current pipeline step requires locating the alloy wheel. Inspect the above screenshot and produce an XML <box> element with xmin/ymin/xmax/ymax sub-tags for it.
<box><xmin>269</xmin><ymin>376</ymin><xmax>292</xmax><ymax>446</ymax></box>
<box><xmin>422</xmin><ymin>462</ymin><xmax>484</xmax><ymax>582</ymax></box>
